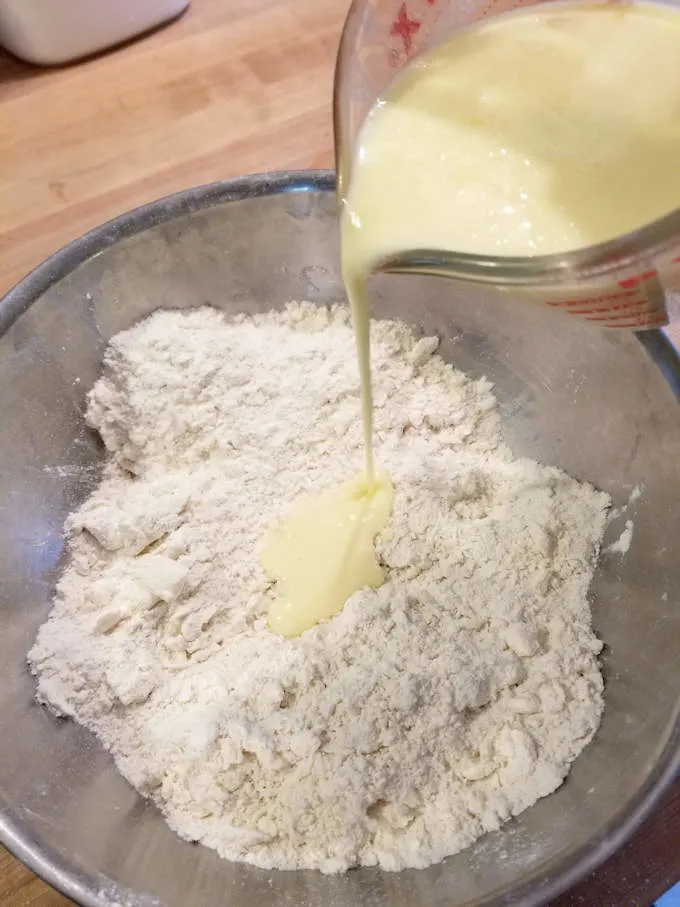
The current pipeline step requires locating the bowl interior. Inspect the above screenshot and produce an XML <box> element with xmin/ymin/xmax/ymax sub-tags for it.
<box><xmin>0</xmin><ymin>175</ymin><xmax>679</xmax><ymax>907</ymax></box>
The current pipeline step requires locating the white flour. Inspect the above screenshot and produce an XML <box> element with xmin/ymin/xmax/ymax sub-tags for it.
<box><xmin>29</xmin><ymin>302</ymin><xmax>609</xmax><ymax>873</ymax></box>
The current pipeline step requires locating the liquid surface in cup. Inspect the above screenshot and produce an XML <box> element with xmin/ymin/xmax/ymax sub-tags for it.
<box><xmin>342</xmin><ymin>0</ymin><xmax>680</xmax><ymax>266</ymax></box>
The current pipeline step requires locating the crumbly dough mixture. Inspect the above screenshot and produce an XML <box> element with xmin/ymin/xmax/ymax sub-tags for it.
<box><xmin>29</xmin><ymin>302</ymin><xmax>609</xmax><ymax>873</ymax></box>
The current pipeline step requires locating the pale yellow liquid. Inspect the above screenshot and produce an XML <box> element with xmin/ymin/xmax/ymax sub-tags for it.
<box><xmin>347</xmin><ymin>275</ymin><xmax>376</xmax><ymax>484</ymax></box>
<box><xmin>264</xmin><ymin>1</ymin><xmax>680</xmax><ymax>637</ymax></box>
<box><xmin>262</xmin><ymin>471</ymin><xmax>393</xmax><ymax>637</ymax></box>
<box><xmin>343</xmin><ymin>1</ymin><xmax>680</xmax><ymax>269</ymax></box>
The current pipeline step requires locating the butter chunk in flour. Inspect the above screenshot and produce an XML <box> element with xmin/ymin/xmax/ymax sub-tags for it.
<box><xmin>29</xmin><ymin>302</ymin><xmax>609</xmax><ymax>873</ymax></box>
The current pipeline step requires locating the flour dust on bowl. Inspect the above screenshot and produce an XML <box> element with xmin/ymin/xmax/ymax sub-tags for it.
<box><xmin>0</xmin><ymin>172</ymin><xmax>679</xmax><ymax>907</ymax></box>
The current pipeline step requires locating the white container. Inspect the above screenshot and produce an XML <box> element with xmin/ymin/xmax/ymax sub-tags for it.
<box><xmin>0</xmin><ymin>0</ymin><xmax>190</xmax><ymax>66</ymax></box>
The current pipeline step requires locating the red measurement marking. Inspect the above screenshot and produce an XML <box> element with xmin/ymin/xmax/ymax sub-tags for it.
<box><xmin>618</xmin><ymin>269</ymin><xmax>657</xmax><ymax>289</ymax></box>
<box><xmin>390</xmin><ymin>3</ymin><xmax>421</xmax><ymax>53</ymax></box>
<box><xmin>425</xmin><ymin>0</ymin><xmax>437</xmax><ymax>5</ymax></box>
<box><xmin>583</xmin><ymin>303</ymin><xmax>654</xmax><ymax>320</ymax></box>
<box><xmin>600</xmin><ymin>311</ymin><xmax>668</xmax><ymax>327</ymax></box>
<box><xmin>673</xmin><ymin>255</ymin><xmax>680</xmax><ymax>263</ymax></box>
<box><xmin>569</xmin><ymin>298</ymin><xmax>649</xmax><ymax>317</ymax></box>
<box><xmin>547</xmin><ymin>290</ymin><xmax>637</xmax><ymax>308</ymax></box>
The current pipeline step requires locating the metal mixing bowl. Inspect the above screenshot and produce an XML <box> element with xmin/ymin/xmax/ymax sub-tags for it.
<box><xmin>0</xmin><ymin>171</ymin><xmax>679</xmax><ymax>907</ymax></box>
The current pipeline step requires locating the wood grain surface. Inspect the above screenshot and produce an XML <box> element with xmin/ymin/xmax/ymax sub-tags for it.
<box><xmin>1</xmin><ymin>0</ymin><xmax>337</xmax><ymax>297</ymax></box>
<box><xmin>0</xmin><ymin>1</ymin><xmax>678</xmax><ymax>905</ymax></box>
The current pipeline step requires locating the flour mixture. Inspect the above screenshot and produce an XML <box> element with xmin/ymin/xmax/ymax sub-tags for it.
<box><xmin>29</xmin><ymin>302</ymin><xmax>609</xmax><ymax>873</ymax></box>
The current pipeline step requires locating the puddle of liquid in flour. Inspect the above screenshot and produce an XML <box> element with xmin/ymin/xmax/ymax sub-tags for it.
<box><xmin>262</xmin><ymin>471</ymin><xmax>393</xmax><ymax>637</ymax></box>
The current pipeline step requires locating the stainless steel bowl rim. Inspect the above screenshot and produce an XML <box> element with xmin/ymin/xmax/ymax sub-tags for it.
<box><xmin>0</xmin><ymin>169</ymin><xmax>678</xmax><ymax>907</ymax></box>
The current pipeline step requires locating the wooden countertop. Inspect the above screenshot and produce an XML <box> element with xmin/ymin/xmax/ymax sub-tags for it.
<box><xmin>0</xmin><ymin>1</ymin><xmax>678</xmax><ymax>904</ymax></box>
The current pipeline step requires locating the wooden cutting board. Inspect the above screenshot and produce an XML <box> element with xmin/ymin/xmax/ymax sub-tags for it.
<box><xmin>0</xmin><ymin>0</ymin><xmax>678</xmax><ymax>904</ymax></box>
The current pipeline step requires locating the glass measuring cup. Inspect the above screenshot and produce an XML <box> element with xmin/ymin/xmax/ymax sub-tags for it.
<box><xmin>333</xmin><ymin>0</ymin><xmax>680</xmax><ymax>330</ymax></box>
